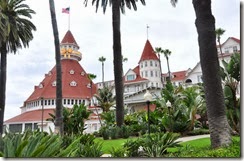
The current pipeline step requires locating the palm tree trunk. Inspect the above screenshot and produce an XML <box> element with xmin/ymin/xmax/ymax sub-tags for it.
<box><xmin>158</xmin><ymin>54</ymin><xmax>164</xmax><ymax>87</ymax></box>
<box><xmin>0</xmin><ymin>43</ymin><xmax>7</xmax><ymax>134</ymax></box>
<box><xmin>193</xmin><ymin>0</ymin><xmax>231</xmax><ymax>148</ymax></box>
<box><xmin>166</xmin><ymin>57</ymin><xmax>171</xmax><ymax>82</ymax></box>
<box><xmin>49</xmin><ymin>0</ymin><xmax>63</xmax><ymax>135</ymax></box>
<box><xmin>112</xmin><ymin>0</ymin><xmax>124</xmax><ymax>127</ymax></box>
<box><xmin>218</xmin><ymin>39</ymin><xmax>224</xmax><ymax>60</ymax></box>
<box><xmin>102</xmin><ymin>62</ymin><xmax>105</xmax><ymax>87</ymax></box>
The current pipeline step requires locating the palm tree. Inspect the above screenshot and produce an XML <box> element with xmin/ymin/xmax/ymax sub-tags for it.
<box><xmin>215</xmin><ymin>28</ymin><xmax>225</xmax><ymax>60</ymax></box>
<box><xmin>49</xmin><ymin>0</ymin><xmax>63</xmax><ymax>135</ymax></box>
<box><xmin>155</xmin><ymin>47</ymin><xmax>164</xmax><ymax>86</ymax></box>
<box><xmin>84</xmin><ymin>0</ymin><xmax>146</xmax><ymax>127</ymax></box>
<box><xmin>192</xmin><ymin>0</ymin><xmax>232</xmax><ymax>148</ymax></box>
<box><xmin>171</xmin><ymin>0</ymin><xmax>231</xmax><ymax>148</ymax></box>
<box><xmin>162</xmin><ymin>49</ymin><xmax>172</xmax><ymax>82</ymax></box>
<box><xmin>0</xmin><ymin>0</ymin><xmax>36</xmax><ymax>134</ymax></box>
<box><xmin>94</xmin><ymin>86</ymin><xmax>115</xmax><ymax>112</ymax></box>
<box><xmin>98</xmin><ymin>56</ymin><xmax>106</xmax><ymax>87</ymax></box>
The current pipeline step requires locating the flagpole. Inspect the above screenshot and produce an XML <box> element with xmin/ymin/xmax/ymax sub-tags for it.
<box><xmin>68</xmin><ymin>6</ymin><xmax>70</xmax><ymax>30</ymax></box>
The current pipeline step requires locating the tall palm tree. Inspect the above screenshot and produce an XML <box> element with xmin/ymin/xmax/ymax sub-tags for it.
<box><xmin>0</xmin><ymin>0</ymin><xmax>36</xmax><ymax>134</ymax></box>
<box><xmin>84</xmin><ymin>0</ymin><xmax>146</xmax><ymax>127</ymax></box>
<box><xmin>155</xmin><ymin>47</ymin><xmax>164</xmax><ymax>86</ymax></box>
<box><xmin>171</xmin><ymin>0</ymin><xmax>232</xmax><ymax>148</ymax></box>
<box><xmin>215</xmin><ymin>28</ymin><xmax>225</xmax><ymax>60</ymax></box>
<box><xmin>49</xmin><ymin>0</ymin><xmax>63</xmax><ymax>135</ymax></box>
<box><xmin>162</xmin><ymin>49</ymin><xmax>172</xmax><ymax>82</ymax></box>
<box><xmin>98</xmin><ymin>56</ymin><xmax>106</xmax><ymax>87</ymax></box>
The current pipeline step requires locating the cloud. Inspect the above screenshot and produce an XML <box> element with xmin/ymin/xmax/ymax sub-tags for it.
<box><xmin>4</xmin><ymin>0</ymin><xmax>240</xmax><ymax>120</ymax></box>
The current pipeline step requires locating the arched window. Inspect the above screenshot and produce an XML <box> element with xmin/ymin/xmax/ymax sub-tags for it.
<box><xmin>70</xmin><ymin>70</ymin><xmax>75</xmax><ymax>74</ymax></box>
<box><xmin>70</xmin><ymin>81</ymin><xmax>77</xmax><ymax>86</ymax></box>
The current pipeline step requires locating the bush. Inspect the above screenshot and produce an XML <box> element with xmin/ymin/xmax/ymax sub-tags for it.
<box><xmin>110</xmin><ymin>126</ymin><xmax>120</xmax><ymax>139</ymax></box>
<box><xmin>120</xmin><ymin>125</ymin><xmax>131</xmax><ymax>139</ymax></box>
<box><xmin>187</xmin><ymin>128</ymin><xmax>210</xmax><ymax>136</ymax></box>
<box><xmin>99</xmin><ymin>126</ymin><xmax>110</xmax><ymax>140</ymax></box>
<box><xmin>109</xmin><ymin>147</ymin><xmax>127</xmax><ymax>157</ymax></box>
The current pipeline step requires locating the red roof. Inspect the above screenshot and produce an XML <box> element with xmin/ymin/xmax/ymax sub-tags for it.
<box><xmin>61</xmin><ymin>30</ymin><xmax>79</xmax><ymax>48</ymax></box>
<box><xmin>218</xmin><ymin>37</ymin><xmax>240</xmax><ymax>47</ymax></box>
<box><xmin>162</xmin><ymin>70</ymin><xmax>187</xmax><ymax>81</ymax></box>
<box><xmin>4</xmin><ymin>109</ymin><xmax>54</xmax><ymax>123</ymax></box>
<box><xmin>25</xmin><ymin>59</ymin><xmax>97</xmax><ymax>103</ymax></box>
<box><xmin>138</xmin><ymin>40</ymin><xmax>159</xmax><ymax>63</ymax></box>
<box><xmin>124</xmin><ymin>66</ymin><xmax>148</xmax><ymax>84</ymax></box>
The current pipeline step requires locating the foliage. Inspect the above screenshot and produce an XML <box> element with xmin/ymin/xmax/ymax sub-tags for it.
<box><xmin>220</xmin><ymin>53</ymin><xmax>240</xmax><ymax>134</ymax></box>
<box><xmin>99</xmin><ymin>126</ymin><xmax>110</xmax><ymax>140</ymax></box>
<box><xmin>141</xmin><ymin>132</ymin><xmax>181</xmax><ymax>157</ymax></box>
<box><xmin>109</xmin><ymin>147</ymin><xmax>126</xmax><ymax>157</ymax></box>
<box><xmin>100</xmin><ymin>110</ymin><xmax>115</xmax><ymax>126</ymax></box>
<box><xmin>123</xmin><ymin>138</ymin><xmax>144</xmax><ymax>157</ymax></box>
<box><xmin>47</xmin><ymin>104</ymin><xmax>91</xmax><ymax>135</ymax></box>
<box><xmin>187</xmin><ymin>128</ymin><xmax>210</xmax><ymax>136</ymax></box>
<box><xmin>167</xmin><ymin>137</ymin><xmax>240</xmax><ymax>157</ymax></box>
<box><xmin>94</xmin><ymin>86</ymin><xmax>115</xmax><ymax>112</ymax></box>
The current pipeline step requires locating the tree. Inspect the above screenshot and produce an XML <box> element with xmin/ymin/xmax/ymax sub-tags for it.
<box><xmin>49</xmin><ymin>0</ymin><xmax>63</xmax><ymax>135</ymax></box>
<box><xmin>94</xmin><ymin>86</ymin><xmax>115</xmax><ymax>112</ymax></box>
<box><xmin>154</xmin><ymin>47</ymin><xmax>164</xmax><ymax>86</ymax></box>
<box><xmin>0</xmin><ymin>0</ymin><xmax>36</xmax><ymax>134</ymax></box>
<box><xmin>98</xmin><ymin>56</ymin><xmax>106</xmax><ymax>87</ymax></box>
<box><xmin>171</xmin><ymin>0</ymin><xmax>232</xmax><ymax>148</ymax></box>
<box><xmin>84</xmin><ymin>0</ymin><xmax>146</xmax><ymax>127</ymax></box>
<box><xmin>162</xmin><ymin>49</ymin><xmax>172</xmax><ymax>82</ymax></box>
<box><xmin>215</xmin><ymin>28</ymin><xmax>225</xmax><ymax>59</ymax></box>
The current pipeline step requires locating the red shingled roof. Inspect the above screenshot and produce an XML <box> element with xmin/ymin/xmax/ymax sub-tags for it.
<box><xmin>25</xmin><ymin>59</ymin><xmax>97</xmax><ymax>103</ymax></box>
<box><xmin>138</xmin><ymin>40</ymin><xmax>159</xmax><ymax>63</ymax></box>
<box><xmin>162</xmin><ymin>70</ymin><xmax>187</xmax><ymax>81</ymax></box>
<box><xmin>124</xmin><ymin>66</ymin><xmax>148</xmax><ymax>84</ymax></box>
<box><xmin>61</xmin><ymin>30</ymin><xmax>79</xmax><ymax>48</ymax></box>
<box><xmin>4</xmin><ymin>109</ymin><xmax>54</xmax><ymax>123</ymax></box>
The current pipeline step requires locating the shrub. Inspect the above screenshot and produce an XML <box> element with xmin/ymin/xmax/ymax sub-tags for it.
<box><xmin>120</xmin><ymin>125</ymin><xmax>131</xmax><ymax>139</ymax></box>
<box><xmin>141</xmin><ymin>132</ymin><xmax>181</xmax><ymax>157</ymax></box>
<box><xmin>110</xmin><ymin>126</ymin><xmax>120</xmax><ymax>139</ymax></box>
<box><xmin>123</xmin><ymin>138</ymin><xmax>144</xmax><ymax>157</ymax></box>
<box><xmin>99</xmin><ymin>126</ymin><xmax>110</xmax><ymax>140</ymax></box>
<box><xmin>109</xmin><ymin>147</ymin><xmax>127</xmax><ymax>157</ymax></box>
<box><xmin>187</xmin><ymin>128</ymin><xmax>210</xmax><ymax>136</ymax></box>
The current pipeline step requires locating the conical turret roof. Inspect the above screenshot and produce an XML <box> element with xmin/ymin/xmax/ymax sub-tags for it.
<box><xmin>61</xmin><ymin>30</ymin><xmax>79</xmax><ymax>48</ymax></box>
<box><xmin>138</xmin><ymin>40</ymin><xmax>159</xmax><ymax>64</ymax></box>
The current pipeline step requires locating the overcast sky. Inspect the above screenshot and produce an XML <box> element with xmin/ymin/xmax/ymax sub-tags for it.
<box><xmin>4</xmin><ymin>0</ymin><xmax>240</xmax><ymax>120</ymax></box>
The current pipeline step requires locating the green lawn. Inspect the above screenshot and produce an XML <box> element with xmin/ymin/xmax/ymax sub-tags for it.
<box><xmin>95</xmin><ymin>136</ymin><xmax>240</xmax><ymax>155</ymax></box>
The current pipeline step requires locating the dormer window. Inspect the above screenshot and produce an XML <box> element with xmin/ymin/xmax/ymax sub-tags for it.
<box><xmin>39</xmin><ymin>83</ymin><xmax>43</xmax><ymax>88</ymax></box>
<box><xmin>70</xmin><ymin>81</ymin><xmax>77</xmax><ymax>86</ymax></box>
<box><xmin>70</xmin><ymin>70</ymin><xmax>75</xmax><ymax>74</ymax></box>
<box><xmin>52</xmin><ymin>81</ymin><xmax>56</xmax><ymax>86</ymax></box>
<box><xmin>48</xmin><ymin>71</ymin><xmax>52</xmax><ymax>76</ymax></box>
<box><xmin>87</xmin><ymin>83</ymin><xmax>91</xmax><ymax>88</ymax></box>
<box><xmin>81</xmin><ymin>71</ymin><xmax>85</xmax><ymax>76</ymax></box>
<box><xmin>127</xmin><ymin>74</ymin><xmax>135</xmax><ymax>81</ymax></box>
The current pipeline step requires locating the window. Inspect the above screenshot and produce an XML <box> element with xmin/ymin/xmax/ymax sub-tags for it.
<box><xmin>48</xmin><ymin>100</ymin><xmax>51</xmax><ymax>105</ymax></box>
<box><xmin>52</xmin><ymin>81</ymin><xmax>56</xmax><ymax>86</ymax></box>
<box><xmin>141</xmin><ymin>72</ymin><xmax>143</xmax><ymax>77</ymax></box>
<box><xmin>156</xmin><ymin>83</ymin><xmax>158</xmax><ymax>87</ymax></box>
<box><xmin>64</xmin><ymin>99</ymin><xmax>66</xmax><ymax>105</ymax></box>
<box><xmin>150</xmin><ymin>61</ymin><xmax>153</xmax><ymax>66</ymax></box>
<box><xmin>150</xmin><ymin>71</ymin><xmax>153</xmax><ymax>77</ymax></box>
<box><xmin>25</xmin><ymin>123</ymin><xmax>32</xmax><ymax>131</ymax></box>
<box><xmin>44</xmin><ymin>100</ymin><xmax>47</xmax><ymax>105</ymax></box>
<box><xmin>127</xmin><ymin>74</ymin><xmax>135</xmax><ymax>81</ymax></box>
<box><xmin>155</xmin><ymin>71</ymin><xmax>158</xmax><ymax>77</ymax></box>
<box><xmin>145</xmin><ymin>61</ymin><xmax>147</xmax><ymax>67</ymax></box>
<box><xmin>67</xmin><ymin>99</ymin><xmax>70</xmax><ymax>105</ymax></box>
<box><xmin>52</xmin><ymin>99</ymin><xmax>55</xmax><ymax>105</ymax></box>
<box><xmin>197</xmin><ymin>75</ymin><xmax>203</xmax><ymax>83</ymax></box>
<box><xmin>141</xmin><ymin>63</ymin><xmax>143</xmax><ymax>68</ymax></box>
<box><xmin>39</xmin><ymin>83</ymin><xmax>43</xmax><ymax>88</ymax></box>
<box><xmin>9</xmin><ymin>124</ymin><xmax>22</xmax><ymax>133</ymax></box>
<box><xmin>155</xmin><ymin>62</ymin><xmax>157</xmax><ymax>67</ymax></box>
<box><xmin>224</xmin><ymin>47</ymin><xmax>229</xmax><ymax>53</ymax></box>
<box><xmin>145</xmin><ymin>71</ymin><xmax>148</xmax><ymax>77</ymax></box>
<box><xmin>70</xmin><ymin>81</ymin><xmax>77</xmax><ymax>86</ymax></box>
<box><xmin>71</xmin><ymin>99</ymin><xmax>74</xmax><ymax>105</ymax></box>
<box><xmin>151</xmin><ymin>82</ymin><xmax>153</xmax><ymax>87</ymax></box>
<box><xmin>34</xmin><ymin>123</ymin><xmax>38</xmax><ymax>130</ymax></box>
<box><xmin>81</xmin><ymin>71</ymin><xmax>85</xmax><ymax>76</ymax></box>
<box><xmin>233</xmin><ymin>46</ymin><xmax>238</xmax><ymax>52</ymax></box>
<box><xmin>70</xmin><ymin>70</ymin><xmax>75</xmax><ymax>74</ymax></box>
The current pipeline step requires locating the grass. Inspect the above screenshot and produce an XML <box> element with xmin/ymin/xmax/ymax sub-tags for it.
<box><xmin>94</xmin><ymin>137</ymin><xmax>137</xmax><ymax>153</ymax></box>
<box><xmin>95</xmin><ymin>136</ymin><xmax>240</xmax><ymax>155</ymax></box>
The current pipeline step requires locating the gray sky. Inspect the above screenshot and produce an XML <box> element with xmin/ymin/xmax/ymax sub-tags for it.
<box><xmin>4</xmin><ymin>0</ymin><xmax>240</xmax><ymax>120</ymax></box>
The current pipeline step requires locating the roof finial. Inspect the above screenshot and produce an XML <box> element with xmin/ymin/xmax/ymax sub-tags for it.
<box><xmin>146</xmin><ymin>24</ymin><xmax>150</xmax><ymax>40</ymax></box>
